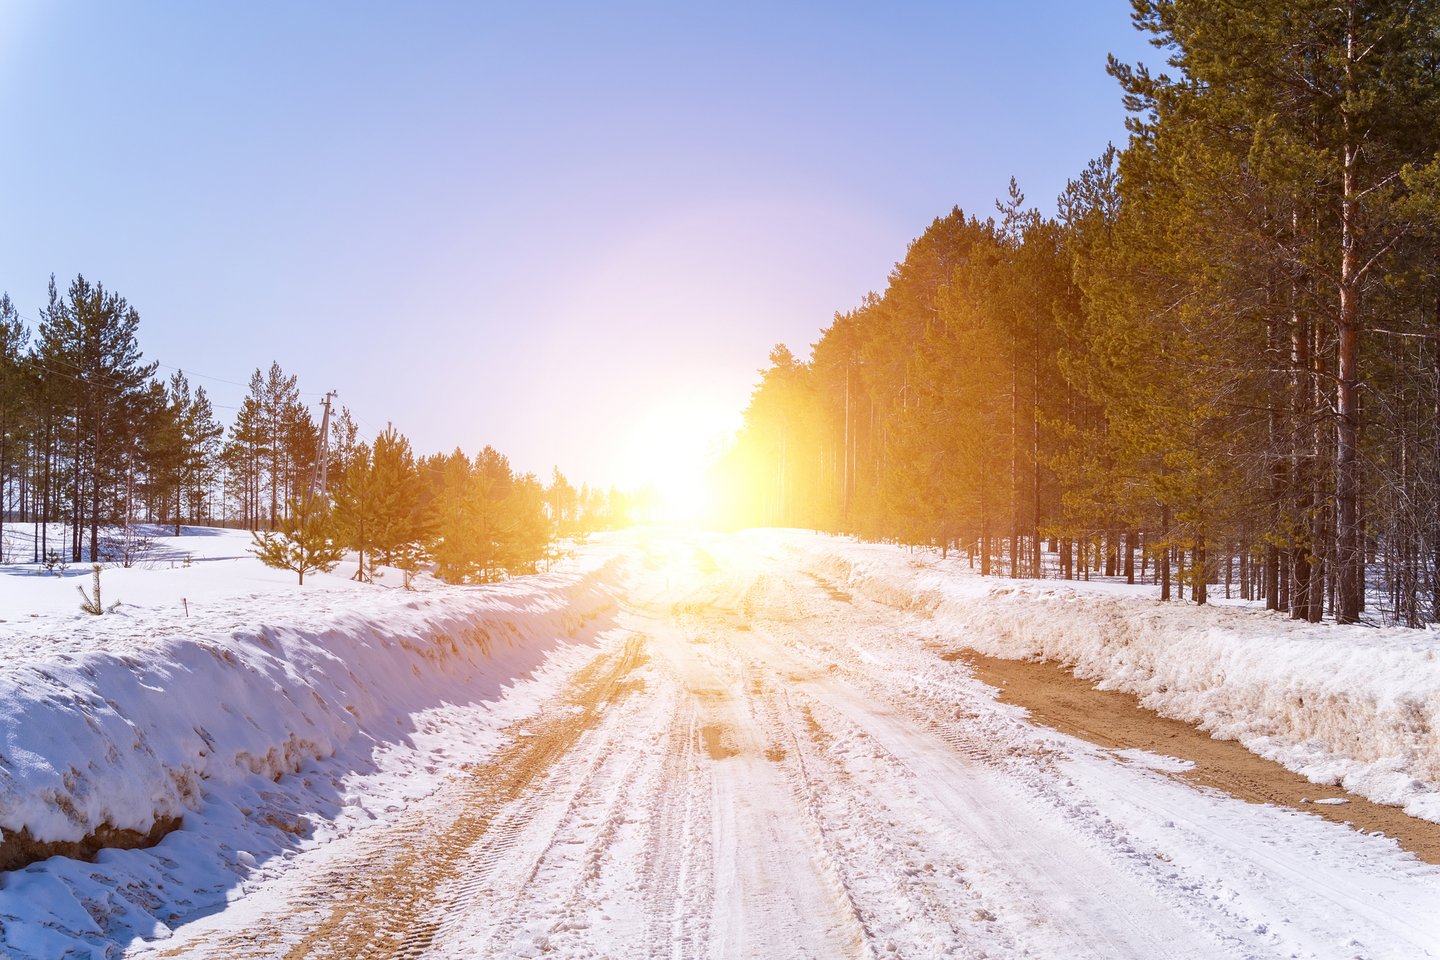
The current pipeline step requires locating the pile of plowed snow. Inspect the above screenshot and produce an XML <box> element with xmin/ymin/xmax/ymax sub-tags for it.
<box><xmin>785</xmin><ymin>534</ymin><xmax>1440</xmax><ymax>824</ymax></box>
<box><xmin>0</xmin><ymin>530</ymin><xmax>619</xmax><ymax>856</ymax></box>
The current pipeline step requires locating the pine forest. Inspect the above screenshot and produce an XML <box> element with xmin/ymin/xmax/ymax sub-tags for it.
<box><xmin>0</xmin><ymin>276</ymin><xmax>631</xmax><ymax>583</ymax></box>
<box><xmin>714</xmin><ymin>2</ymin><xmax>1440</xmax><ymax>627</ymax></box>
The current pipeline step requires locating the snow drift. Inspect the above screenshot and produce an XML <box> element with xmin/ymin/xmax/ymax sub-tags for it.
<box><xmin>0</xmin><ymin>557</ymin><xmax>619</xmax><ymax>856</ymax></box>
<box><xmin>788</xmin><ymin>535</ymin><xmax>1440</xmax><ymax>824</ymax></box>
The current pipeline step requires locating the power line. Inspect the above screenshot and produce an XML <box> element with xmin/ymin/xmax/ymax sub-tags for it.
<box><xmin>154</xmin><ymin>361</ymin><xmax>327</xmax><ymax>397</ymax></box>
<box><xmin>10</xmin><ymin>310</ymin><xmax>391</xmax><ymax>441</ymax></box>
<box><xmin>153</xmin><ymin>362</ymin><xmax>252</xmax><ymax>390</ymax></box>
<box><xmin>10</xmin><ymin>307</ymin><xmax>325</xmax><ymax>397</ymax></box>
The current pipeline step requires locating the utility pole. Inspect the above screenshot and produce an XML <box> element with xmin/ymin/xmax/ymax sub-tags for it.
<box><xmin>842</xmin><ymin>361</ymin><xmax>850</xmax><ymax>521</ymax></box>
<box><xmin>305</xmin><ymin>391</ymin><xmax>337</xmax><ymax>508</ymax></box>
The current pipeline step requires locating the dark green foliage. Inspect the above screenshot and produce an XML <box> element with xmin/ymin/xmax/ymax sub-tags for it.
<box><xmin>33</xmin><ymin>275</ymin><xmax>164</xmax><ymax>562</ymax></box>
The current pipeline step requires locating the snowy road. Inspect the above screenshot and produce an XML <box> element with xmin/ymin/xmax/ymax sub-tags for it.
<box><xmin>139</xmin><ymin>532</ymin><xmax>1440</xmax><ymax>960</ymax></box>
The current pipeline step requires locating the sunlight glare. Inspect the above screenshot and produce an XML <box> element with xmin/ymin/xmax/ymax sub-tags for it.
<box><xmin>615</xmin><ymin>394</ymin><xmax>735</xmax><ymax>525</ymax></box>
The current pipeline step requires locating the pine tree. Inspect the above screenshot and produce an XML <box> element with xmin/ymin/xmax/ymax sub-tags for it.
<box><xmin>501</xmin><ymin>472</ymin><xmax>553</xmax><ymax>575</ymax></box>
<box><xmin>157</xmin><ymin>372</ymin><xmax>223</xmax><ymax>530</ymax></box>
<box><xmin>250</xmin><ymin>496</ymin><xmax>343</xmax><ymax>586</ymax></box>
<box><xmin>546</xmin><ymin>468</ymin><xmax>579</xmax><ymax>537</ymax></box>
<box><xmin>369</xmin><ymin>424</ymin><xmax>427</xmax><ymax>566</ymax></box>
<box><xmin>1113</xmin><ymin>0</ymin><xmax>1440</xmax><ymax>618</ymax></box>
<box><xmin>225</xmin><ymin>374</ymin><xmax>267</xmax><ymax>529</ymax></box>
<box><xmin>183</xmin><ymin>384</ymin><xmax>224</xmax><ymax>525</ymax></box>
<box><xmin>33</xmin><ymin>275</ymin><xmax>161</xmax><ymax>562</ymax></box>
<box><xmin>0</xmin><ymin>295</ymin><xmax>29</xmax><ymax>555</ymax></box>
<box><xmin>426</xmin><ymin>448</ymin><xmax>481</xmax><ymax>583</ymax></box>
<box><xmin>331</xmin><ymin>441</ymin><xmax>376</xmax><ymax>580</ymax></box>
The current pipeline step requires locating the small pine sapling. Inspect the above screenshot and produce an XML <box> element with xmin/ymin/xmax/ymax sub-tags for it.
<box><xmin>250</xmin><ymin>497</ymin><xmax>345</xmax><ymax>586</ymax></box>
<box><xmin>393</xmin><ymin>541</ymin><xmax>427</xmax><ymax>591</ymax></box>
<box><xmin>43</xmin><ymin>549</ymin><xmax>68</xmax><ymax>576</ymax></box>
<box><xmin>77</xmin><ymin>564</ymin><xmax>121</xmax><ymax>615</ymax></box>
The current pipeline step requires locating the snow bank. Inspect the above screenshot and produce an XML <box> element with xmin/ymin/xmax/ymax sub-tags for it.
<box><xmin>787</xmin><ymin>535</ymin><xmax>1440</xmax><ymax>824</ymax></box>
<box><xmin>0</xmin><ymin>556</ymin><xmax>619</xmax><ymax>851</ymax></box>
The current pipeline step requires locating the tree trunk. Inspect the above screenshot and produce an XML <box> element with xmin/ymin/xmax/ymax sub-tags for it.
<box><xmin>1334</xmin><ymin>7</ymin><xmax>1363</xmax><ymax>624</ymax></box>
<box><xmin>1264</xmin><ymin>542</ymin><xmax>1279</xmax><ymax>610</ymax></box>
<box><xmin>1194</xmin><ymin>537</ymin><xmax>1208</xmax><ymax>605</ymax></box>
<box><xmin>1123</xmin><ymin>529</ymin><xmax>1136</xmax><ymax>585</ymax></box>
<box><xmin>1160</xmin><ymin>507</ymin><xmax>1172</xmax><ymax>601</ymax></box>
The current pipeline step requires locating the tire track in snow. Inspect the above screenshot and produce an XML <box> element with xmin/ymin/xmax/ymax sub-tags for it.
<box><xmin>154</xmin><ymin>634</ymin><xmax>648</xmax><ymax>960</ymax></box>
<box><xmin>640</xmin><ymin>700</ymin><xmax>715</xmax><ymax>960</ymax></box>
<box><xmin>727</xmin><ymin>546</ymin><xmax>1440</xmax><ymax>959</ymax></box>
<box><xmin>427</xmin><ymin>651</ymin><xmax>678</xmax><ymax>956</ymax></box>
<box><xmin>744</xmin><ymin>670</ymin><xmax>1004</xmax><ymax>958</ymax></box>
<box><xmin>654</xmin><ymin>616</ymin><xmax>873</xmax><ymax>960</ymax></box>
<box><xmin>139</xmin><ymin>531</ymin><xmax>1440</xmax><ymax>959</ymax></box>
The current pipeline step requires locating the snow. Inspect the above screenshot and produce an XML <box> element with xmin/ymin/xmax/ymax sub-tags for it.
<box><xmin>783</xmin><ymin>532</ymin><xmax>1440</xmax><ymax>823</ymax></box>
<box><xmin>0</xmin><ymin>525</ymin><xmax>623</xmax><ymax>957</ymax></box>
<box><xmin>0</xmin><ymin>526</ymin><xmax>1437</xmax><ymax>958</ymax></box>
<box><xmin>409</xmin><ymin>529</ymin><xmax>1439</xmax><ymax>960</ymax></box>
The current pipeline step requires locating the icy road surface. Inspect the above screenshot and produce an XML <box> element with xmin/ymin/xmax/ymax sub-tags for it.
<box><xmin>139</xmin><ymin>532</ymin><xmax>1440</xmax><ymax>960</ymax></box>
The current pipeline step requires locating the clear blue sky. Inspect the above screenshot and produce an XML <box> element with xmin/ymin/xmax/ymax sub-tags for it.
<box><xmin>0</xmin><ymin>1</ymin><xmax>1154</xmax><ymax>489</ymax></box>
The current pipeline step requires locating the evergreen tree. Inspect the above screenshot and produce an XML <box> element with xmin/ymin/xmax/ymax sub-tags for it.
<box><xmin>0</xmin><ymin>295</ymin><xmax>29</xmax><ymax>551</ymax></box>
<box><xmin>426</xmin><ymin>448</ymin><xmax>482</xmax><ymax>583</ymax></box>
<box><xmin>369</xmin><ymin>424</ymin><xmax>427</xmax><ymax>566</ymax></box>
<box><xmin>250</xmin><ymin>496</ymin><xmax>343</xmax><ymax>586</ymax></box>
<box><xmin>546</xmin><ymin>468</ymin><xmax>579</xmax><ymax>537</ymax></box>
<box><xmin>331</xmin><ymin>440</ymin><xmax>376</xmax><ymax>580</ymax></box>
<box><xmin>1113</xmin><ymin>0</ymin><xmax>1440</xmax><ymax>618</ymax></box>
<box><xmin>33</xmin><ymin>275</ymin><xmax>161</xmax><ymax>561</ymax></box>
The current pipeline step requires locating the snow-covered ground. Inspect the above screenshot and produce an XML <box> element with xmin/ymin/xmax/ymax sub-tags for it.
<box><xmin>1</xmin><ymin>527</ymin><xmax>1437</xmax><ymax>959</ymax></box>
<box><xmin>787</xmin><ymin>533</ymin><xmax>1440</xmax><ymax>824</ymax></box>
<box><xmin>0</xmin><ymin>525</ymin><xmax>624</xmax><ymax>958</ymax></box>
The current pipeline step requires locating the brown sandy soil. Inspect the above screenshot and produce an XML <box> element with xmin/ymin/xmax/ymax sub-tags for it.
<box><xmin>0</xmin><ymin>816</ymin><xmax>182</xmax><ymax>873</ymax></box>
<box><xmin>160</xmin><ymin>635</ymin><xmax>649</xmax><ymax>960</ymax></box>
<box><xmin>953</xmin><ymin>651</ymin><xmax>1440</xmax><ymax>864</ymax></box>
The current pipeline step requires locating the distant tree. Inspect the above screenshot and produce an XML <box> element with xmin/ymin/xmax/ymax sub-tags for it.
<box><xmin>144</xmin><ymin>371</ymin><xmax>197</xmax><ymax>534</ymax></box>
<box><xmin>328</xmin><ymin>405</ymin><xmax>361</xmax><ymax>477</ymax></box>
<box><xmin>369</xmin><ymin>424</ymin><xmax>427</xmax><ymax>565</ymax></box>
<box><xmin>546</xmin><ymin>468</ymin><xmax>579</xmax><ymax>536</ymax></box>
<box><xmin>0</xmin><ymin>295</ymin><xmax>29</xmax><ymax>553</ymax></box>
<box><xmin>225</xmin><ymin>373</ymin><xmax>267</xmax><ymax>529</ymax></box>
<box><xmin>502</xmin><ymin>471</ymin><xmax>554</xmax><ymax>575</ymax></box>
<box><xmin>226</xmin><ymin>362</ymin><xmax>316</xmax><ymax>530</ymax></box>
<box><xmin>155</xmin><ymin>372</ymin><xmax>224</xmax><ymax>531</ymax></box>
<box><xmin>426</xmin><ymin>448</ymin><xmax>481</xmax><ymax>583</ymax></box>
<box><xmin>34</xmin><ymin>274</ymin><xmax>161</xmax><ymax>562</ymax></box>
<box><xmin>330</xmin><ymin>440</ymin><xmax>376</xmax><ymax>580</ymax></box>
<box><xmin>412</xmin><ymin>443</ymin><xmax>554</xmax><ymax>584</ymax></box>
<box><xmin>246</xmin><ymin>361</ymin><xmax>307</xmax><ymax>528</ymax></box>
<box><xmin>471</xmin><ymin>445</ymin><xmax>514</xmax><ymax>581</ymax></box>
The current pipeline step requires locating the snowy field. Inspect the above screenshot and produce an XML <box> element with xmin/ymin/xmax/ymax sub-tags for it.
<box><xmin>0</xmin><ymin>527</ymin><xmax>1436</xmax><ymax>958</ymax></box>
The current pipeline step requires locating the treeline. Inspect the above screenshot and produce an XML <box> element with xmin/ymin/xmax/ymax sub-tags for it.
<box><xmin>0</xmin><ymin>274</ymin><xmax>631</xmax><ymax>581</ymax></box>
<box><xmin>715</xmin><ymin>1</ymin><xmax>1440</xmax><ymax>626</ymax></box>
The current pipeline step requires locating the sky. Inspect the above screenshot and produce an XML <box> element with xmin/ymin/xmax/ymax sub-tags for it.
<box><xmin>0</xmin><ymin>1</ymin><xmax>1156</xmax><ymax>496</ymax></box>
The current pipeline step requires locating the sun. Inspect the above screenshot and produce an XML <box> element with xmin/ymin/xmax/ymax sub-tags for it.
<box><xmin>614</xmin><ymin>394</ymin><xmax>735</xmax><ymax>525</ymax></box>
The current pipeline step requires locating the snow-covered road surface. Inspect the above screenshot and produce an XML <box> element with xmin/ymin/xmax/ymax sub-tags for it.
<box><xmin>128</xmin><ymin>530</ymin><xmax>1439</xmax><ymax>960</ymax></box>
